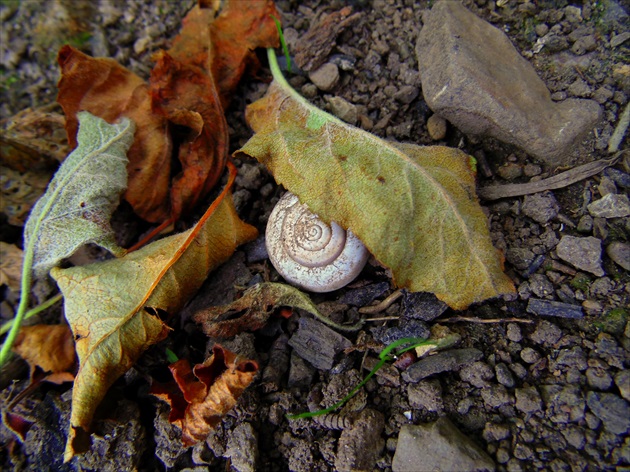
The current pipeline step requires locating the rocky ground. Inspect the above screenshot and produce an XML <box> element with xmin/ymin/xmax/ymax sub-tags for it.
<box><xmin>0</xmin><ymin>0</ymin><xmax>629</xmax><ymax>471</ymax></box>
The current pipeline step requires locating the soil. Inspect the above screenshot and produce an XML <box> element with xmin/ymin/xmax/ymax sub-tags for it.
<box><xmin>1</xmin><ymin>0</ymin><xmax>629</xmax><ymax>471</ymax></box>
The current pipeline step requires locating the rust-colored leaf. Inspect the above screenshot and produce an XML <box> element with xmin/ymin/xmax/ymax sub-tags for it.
<box><xmin>209</xmin><ymin>0</ymin><xmax>280</xmax><ymax>107</ymax></box>
<box><xmin>57</xmin><ymin>45</ymin><xmax>172</xmax><ymax>222</ymax></box>
<box><xmin>151</xmin><ymin>345</ymin><xmax>258</xmax><ymax>446</ymax></box>
<box><xmin>12</xmin><ymin>324</ymin><xmax>76</xmax><ymax>381</ymax></box>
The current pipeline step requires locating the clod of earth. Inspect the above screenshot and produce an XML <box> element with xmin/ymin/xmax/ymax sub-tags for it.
<box><xmin>265</xmin><ymin>191</ymin><xmax>369</xmax><ymax>292</ymax></box>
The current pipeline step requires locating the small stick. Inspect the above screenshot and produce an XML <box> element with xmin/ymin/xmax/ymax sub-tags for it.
<box><xmin>358</xmin><ymin>289</ymin><xmax>403</xmax><ymax>314</ymax></box>
<box><xmin>363</xmin><ymin>316</ymin><xmax>400</xmax><ymax>322</ymax></box>
<box><xmin>441</xmin><ymin>316</ymin><xmax>535</xmax><ymax>324</ymax></box>
<box><xmin>609</xmin><ymin>103</ymin><xmax>629</xmax><ymax>153</ymax></box>
<box><xmin>478</xmin><ymin>154</ymin><xmax>622</xmax><ymax>200</ymax></box>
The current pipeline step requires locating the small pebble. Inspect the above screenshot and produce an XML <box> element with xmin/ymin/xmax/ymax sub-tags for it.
<box><xmin>495</xmin><ymin>363</ymin><xmax>515</xmax><ymax>388</ymax></box>
<box><xmin>587</xmin><ymin>194</ymin><xmax>630</xmax><ymax>218</ymax></box>
<box><xmin>606</xmin><ymin>241</ymin><xmax>630</xmax><ymax>271</ymax></box>
<box><xmin>556</xmin><ymin>235</ymin><xmax>604</xmax><ymax>277</ymax></box>
<box><xmin>426</xmin><ymin>114</ymin><xmax>447</xmax><ymax>140</ymax></box>
<box><xmin>526</xmin><ymin>299</ymin><xmax>584</xmax><ymax>319</ymax></box>
<box><xmin>309</xmin><ymin>63</ymin><xmax>339</xmax><ymax>92</ymax></box>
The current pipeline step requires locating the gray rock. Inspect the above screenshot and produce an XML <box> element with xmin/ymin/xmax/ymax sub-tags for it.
<box><xmin>587</xmin><ymin>193</ymin><xmax>630</xmax><ymax>218</ymax></box>
<box><xmin>287</xmin><ymin>351</ymin><xmax>315</xmax><ymax>388</ymax></box>
<box><xmin>393</xmin><ymin>85</ymin><xmax>420</xmax><ymax>104</ymax></box>
<box><xmin>402</xmin><ymin>348</ymin><xmax>484</xmax><ymax>383</ymax></box>
<box><xmin>522</xmin><ymin>192</ymin><xmax>559</xmax><ymax>224</ymax></box>
<box><xmin>506</xmin><ymin>247</ymin><xmax>535</xmax><ymax>271</ymax></box>
<box><xmin>400</xmin><ymin>291</ymin><xmax>448</xmax><ymax>321</ymax></box>
<box><xmin>540</xmin><ymin>385</ymin><xmax>585</xmax><ymax>424</ymax></box>
<box><xmin>415</xmin><ymin>1</ymin><xmax>601</xmax><ymax>164</ymax></box>
<box><xmin>337</xmin><ymin>282</ymin><xmax>389</xmax><ymax>306</ymax></box>
<box><xmin>225</xmin><ymin>423</ymin><xmax>258</xmax><ymax>472</ymax></box>
<box><xmin>606</xmin><ymin>241</ymin><xmax>630</xmax><ymax>270</ymax></box>
<box><xmin>586</xmin><ymin>392</ymin><xmax>630</xmax><ymax>434</ymax></box>
<box><xmin>526</xmin><ymin>298</ymin><xmax>584</xmax><ymax>319</ymax></box>
<box><xmin>506</xmin><ymin>323</ymin><xmax>522</xmax><ymax>342</ymax></box>
<box><xmin>615</xmin><ymin>370</ymin><xmax>630</xmax><ymax>401</ymax></box>
<box><xmin>482</xmin><ymin>422</ymin><xmax>511</xmax><ymax>442</ymax></box>
<box><xmin>459</xmin><ymin>361</ymin><xmax>495</xmax><ymax>388</ymax></box>
<box><xmin>335</xmin><ymin>409</ymin><xmax>384</xmax><ymax>472</ymax></box>
<box><xmin>529</xmin><ymin>320</ymin><xmax>562</xmax><ymax>346</ymax></box>
<box><xmin>495</xmin><ymin>363</ymin><xmax>515</xmax><ymax>388</ymax></box>
<box><xmin>556</xmin><ymin>235</ymin><xmax>604</xmax><ymax>276</ymax></box>
<box><xmin>515</xmin><ymin>386</ymin><xmax>543</xmax><ymax>415</ymax></box>
<box><xmin>327</xmin><ymin>96</ymin><xmax>357</xmax><ymax>124</ymax></box>
<box><xmin>288</xmin><ymin>317</ymin><xmax>351</xmax><ymax>370</ymax></box>
<box><xmin>567</xmin><ymin>78</ymin><xmax>592</xmax><ymax>97</ymax></box>
<box><xmin>528</xmin><ymin>273</ymin><xmax>555</xmax><ymax>299</ymax></box>
<box><xmin>520</xmin><ymin>347</ymin><xmax>541</xmax><ymax>364</ymax></box>
<box><xmin>392</xmin><ymin>418</ymin><xmax>496</xmax><ymax>472</ymax></box>
<box><xmin>481</xmin><ymin>384</ymin><xmax>511</xmax><ymax>408</ymax></box>
<box><xmin>551</xmin><ymin>347</ymin><xmax>588</xmax><ymax>371</ymax></box>
<box><xmin>308</xmin><ymin>63</ymin><xmax>339</xmax><ymax>92</ymax></box>
<box><xmin>585</xmin><ymin>363</ymin><xmax>613</xmax><ymax>390</ymax></box>
<box><xmin>407</xmin><ymin>380</ymin><xmax>443</xmax><ymax>412</ymax></box>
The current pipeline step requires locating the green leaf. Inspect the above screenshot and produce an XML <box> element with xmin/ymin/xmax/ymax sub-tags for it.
<box><xmin>25</xmin><ymin>111</ymin><xmax>134</xmax><ymax>281</ymax></box>
<box><xmin>235</xmin><ymin>49</ymin><xmax>515</xmax><ymax>310</ymax></box>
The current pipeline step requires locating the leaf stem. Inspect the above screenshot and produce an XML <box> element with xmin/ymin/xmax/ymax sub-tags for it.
<box><xmin>0</xmin><ymin>293</ymin><xmax>63</xmax><ymax>337</ymax></box>
<box><xmin>0</xmin><ymin>246</ymin><xmax>35</xmax><ymax>365</ymax></box>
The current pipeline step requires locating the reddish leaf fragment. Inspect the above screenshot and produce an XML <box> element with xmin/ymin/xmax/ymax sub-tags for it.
<box><xmin>2</xmin><ymin>410</ymin><xmax>34</xmax><ymax>442</ymax></box>
<box><xmin>56</xmin><ymin>46</ymin><xmax>172</xmax><ymax>222</ymax></box>
<box><xmin>209</xmin><ymin>0</ymin><xmax>280</xmax><ymax>107</ymax></box>
<box><xmin>151</xmin><ymin>345</ymin><xmax>258</xmax><ymax>446</ymax></box>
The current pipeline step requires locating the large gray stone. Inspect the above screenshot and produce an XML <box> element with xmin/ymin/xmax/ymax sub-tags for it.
<box><xmin>392</xmin><ymin>417</ymin><xmax>495</xmax><ymax>472</ymax></box>
<box><xmin>416</xmin><ymin>1</ymin><xmax>601</xmax><ymax>164</ymax></box>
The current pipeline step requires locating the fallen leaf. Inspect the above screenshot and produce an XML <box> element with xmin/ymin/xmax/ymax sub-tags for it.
<box><xmin>57</xmin><ymin>46</ymin><xmax>172</xmax><ymax>222</ymax></box>
<box><xmin>209</xmin><ymin>0</ymin><xmax>280</xmax><ymax>107</ymax></box>
<box><xmin>12</xmin><ymin>324</ymin><xmax>76</xmax><ymax>383</ymax></box>
<box><xmin>0</xmin><ymin>165</ymin><xmax>54</xmax><ymax>226</ymax></box>
<box><xmin>0</xmin><ymin>242</ymin><xmax>23</xmax><ymax>293</ymax></box>
<box><xmin>50</xmin><ymin>166</ymin><xmax>257</xmax><ymax>461</ymax></box>
<box><xmin>193</xmin><ymin>281</ymin><xmax>360</xmax><ymax>338</ymax></box>
<box><xmin>149</xmin><ymin>0</ymin><xmax>280</xmax><ymax>218</ymax></box>
<box><xmin>236</xmin><ymin>49</ymin><xmax>515</xmax><ymax>310</ymax></box>
<box><xmin>24</xmin><ymin>111</ymin><xmax>133</xmax><ymax>282</ymax></box>
<box><xmin>151</xmin><ymin>345</ymin><xmax>258</xmax><ymax>446</ymax></box>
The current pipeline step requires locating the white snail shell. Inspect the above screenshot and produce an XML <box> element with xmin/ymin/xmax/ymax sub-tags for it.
<box><xmin>266</xmin><ymin>192</ymin><xmax>369</xmax><ymax>292</ymax></box>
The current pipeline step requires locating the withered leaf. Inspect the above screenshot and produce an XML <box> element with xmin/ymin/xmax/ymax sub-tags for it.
<box><xmin>50</xmin><ymin>174</ymin><xmax>257</xmax><ymax>461</ymax></box>
<box><xmin>13</xmin><ymin>324</ymin><xmax>76</xmax><ymax>384</ymax></box>
<box><xmin>236</xmin><ymin>50</ymin><xmax>515</xmax><ymax>309</ymax></box>
<box><xmin>151</xmin><ymin>345</ymin><xmax>258</xmax><ymax>446</ymax></box>
<box><xmin>193</xmin><ymin>282</ymin><xmax>360</xmax><ymax>338</ymax></box>
<box><xmin>57</xmin><ymin>46</ymin><xmax>172</xmax><ymax>222</ymax></box>
<box><xmin>0</xmin><ymin>242</ymin><xmax>23</xmax><ymax>293</ymax></box>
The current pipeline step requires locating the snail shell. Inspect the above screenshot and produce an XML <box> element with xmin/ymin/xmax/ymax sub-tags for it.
<box><xmin>266</xmin><ymin>192</ymin><xmax>369</xmax><ymax>292</ymax></box>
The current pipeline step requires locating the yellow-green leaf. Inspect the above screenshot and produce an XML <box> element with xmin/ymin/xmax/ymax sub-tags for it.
<box><xmin>50</xmin><ymin>189</ymin><xmax>257</xmax><ymax>462</ymax></box>
<box><xmin>235</xmin><ymin>49</ymin><xmax>514</xmax><ymax>310</ymax></box>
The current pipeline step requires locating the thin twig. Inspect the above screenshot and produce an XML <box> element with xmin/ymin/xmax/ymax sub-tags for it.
<box><xmin>609</xmin><ymin>103</ymin><xmax>629</xmax><ymax>153</ymax></box>
<box><xmin>440</xmin><ymin>316</ymin><xmax>534</xmax><ymax>324</ymax></box>
<box><xmin>363</xmin><ymin>316</ymin><xmax>400</xmax><ymax>322</ymax></box>
<box><xmin>358</xmin><ymin>289</ymin><xmax>403</xmax><ymax>314</ymax></box>
<box><xmin>478</xmin><ymin>153</ymin><xmax>622</xmax><ymax>200</ymax></box>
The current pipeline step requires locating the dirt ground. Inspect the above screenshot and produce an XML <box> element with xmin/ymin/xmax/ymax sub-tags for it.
<box><xmin>1</xmin><ymin>0</ymin><xmax>629</xmax><ymax>471</ymax></box>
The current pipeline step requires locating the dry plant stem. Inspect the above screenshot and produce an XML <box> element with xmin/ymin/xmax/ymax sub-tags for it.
<box><xmin>478</xmin><ymin>153</ymin><xmax>623</xmax><ymax>200</ymax></box>
<box><xmin>364</xmin><ymin>316</ymin><xmax>400</xmax><ymax>322</ymax></box>
<box><xmin>358</xmin><ymin>289</ymin><xmax>403</xmax><ymax>314</ymax></box>
<box><xmin>441</xmin><ymin>316</ymin><xmax>534</xmax><ymax>324</ymax></box>
<box><xmin>609</xmin><ymin>103</ymin><xmax>629</xmax><ymax>153</ymax></box>
<box><xmin>0</xmin><ymin>293</ymin><xmax>63</xmax><ymax>336</ymax></box>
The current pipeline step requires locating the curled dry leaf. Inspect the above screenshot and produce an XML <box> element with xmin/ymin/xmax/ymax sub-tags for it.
<box><xmin>193</xmin><ymin>281</ymin><xmax>360</xmax><ymax>338</ymax></box>
<box><xmin>13</xmin><ymin>324</ymin><xmax>76</xmax><ymax>384</ymax></box>
<box><xmin>51</xmin><ymin>173</ymin><xmax>257</xmax><ymax>461</ymax></box>
<box><xmin>236</xmin><ymin>50</ymin><xmax>515</xmax><ymax>310</ymax></box>
<box><xmin>151</xmin><ymin>345</ymin><xmax>258</xmax><ymax>446</ymax></box>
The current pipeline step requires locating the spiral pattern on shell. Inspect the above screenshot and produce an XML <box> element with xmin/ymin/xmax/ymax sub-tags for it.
<box><xmin>266</xmin><ymin>192</ymin><xmax>369</xmax><ymax>292</ymax></box>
